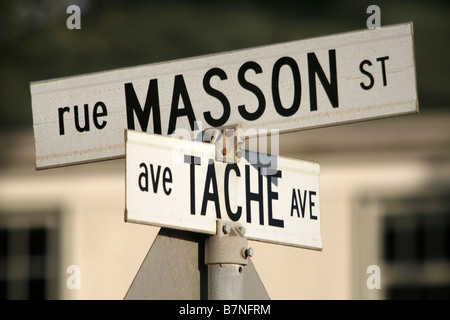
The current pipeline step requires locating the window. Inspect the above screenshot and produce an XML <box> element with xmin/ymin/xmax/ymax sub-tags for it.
<box><xmin>0</xmin><ymin>210</ymin><xmax>59</xmax><ymax>300</ymax></box>
<box><xmin>383</xmin><ymin>210</ymin><xmax>450</xmax><ymax>264</ymax></box>
<box><xmin>382</xmin><ymin>198</ymin><xmax>450</xmax><ymax>300</ymax></box>
<box><xmin>353</xmin><ymin>187</ymin><xmax>450</xmax><ymax>300</ymax></box>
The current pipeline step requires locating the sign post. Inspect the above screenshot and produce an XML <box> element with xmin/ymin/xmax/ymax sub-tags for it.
<box><xmin>124</xmin><ymin>227</ymin><xmax>270</xmax><ymax>300</ymax></box>
<box><xmin>205</xmin><ymin>220</ymin><xmax>250</xmax><ymax>300</ymax></box>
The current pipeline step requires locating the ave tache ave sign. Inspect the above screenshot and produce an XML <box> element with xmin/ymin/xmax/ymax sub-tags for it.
<box><xmin>125</xmin><ymin>130</ymin><xmax>321</xmax><ymax>250</ymax></box>
<box><xmin>31</xmin><ymin>23</ymin><xmax>417</xmax><ymax>169</ymax></box>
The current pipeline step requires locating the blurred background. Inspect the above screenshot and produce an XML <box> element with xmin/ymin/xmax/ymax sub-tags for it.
<box><xmin>0</xmin><ymin>0</ymin><xmax>449</xmax><ymax>299</ymax></box>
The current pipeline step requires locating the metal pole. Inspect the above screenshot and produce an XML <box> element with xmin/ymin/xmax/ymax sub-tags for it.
<box><xmin>205</xmin><ymin>220</ymin><xmax>254</xmax><ymax>300</ymax></box>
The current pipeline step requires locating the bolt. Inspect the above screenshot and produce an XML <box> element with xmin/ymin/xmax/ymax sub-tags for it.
<box><xmin>238</xmin><ymin>226</ymin><xmax>246</xmax><ymax>234</ymax></box>
<box><xmin>244</xmin><ymin>247</ymin><xmax>255</xmax><ymax>258</ymax></box>
<box><xmin>236</xmin><ymin>150</ymin><xmax>243</xmax><ymax>159</ymax></box>
<box><xmin>222</xmin><ymin>224</ymin><xmax>231</xmax><ymax>235</ymax></box>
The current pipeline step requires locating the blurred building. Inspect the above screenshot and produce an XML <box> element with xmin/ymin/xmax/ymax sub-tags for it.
<box><xmin>0</xmin><ymin>110</ymin><xmax>449</xmax><ymax>299</ymax></box>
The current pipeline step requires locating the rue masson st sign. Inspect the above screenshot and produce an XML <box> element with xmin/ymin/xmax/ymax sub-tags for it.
<box><xmin>31</xmin><ymin>23</ymin><xmax>417</xmax><ymax>169</ymax></box>
<box><xmin>125</xmin><ymin>130</ymin><xmax>321</xmax><ymax>249</ymax></box>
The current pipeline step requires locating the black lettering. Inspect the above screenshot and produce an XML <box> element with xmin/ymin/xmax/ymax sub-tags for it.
<box><xmin>168</xmin><ymin>75</ymin><xmax>196</xmax><ymax>135</ymax></box>
<box><xmin>125</xmin><ymin>80</ymin><xmax>162</xmax><ymax>133</ymax></box>
<box><xmin>376</xmin><ymin>56</ymin><xmax>389</xmax><ymax>86</ymax></box>
<box><xmin>149</xmin><ymin>164</ymin><xmax>161</xmax><ymax>193</ymax></box>
<box><xmin>290</xmin><ymin>188</ymin><xmax>299</xmax><ymax>217</ymax></box>
<box><xmin>272</xmin><ymin>57</ymin><xmax>301</xmax><ymax>117</ymax></box>
<box><xmin>74</xmin><ymin>104</ymin><xmax>90</xmax><ymax>132</ymax></box>
<box><xmin>309</xmin><ymin>191</ymin><xmax>317</xmax><ymax>220</ymax></box>
<box><xmin>162</xmin><ymin>167</ymin><xmax>172</xmax><ymax>196</ymax></box>
<box><xmin>93</xmin><ymin>101</ymin><xmax>108</xmax><ymax>130</ymax></box>
<box><xmin>308</xmin><ymin>49</ymin><xmax>338</xmax><ymax>111</ymax></box>
<box><xmin>201</xmin><ymin>160</ymin><xmax>221</xmax><ymax>218</ymax></box>
<box><xmin>267</xmin><ymin>170</ymin><xmax>284</xmax><ymax>228</ymax></box>
<box><xmin>291</xmin><ymin>189</ymin><xmax>312</xmax><ymax>218</ymax></box>
<box><xmin>238</xmin><ymin>61</ymin><xmax>266</xmax><ymax>121</ymax></box>
<box><xmin>58</xmin><ymin>106</ymin><xmax>70</xmax><ymax>135</ymax></box>
<box><xmin>203</xmin><ymin>68</ymin><xmax>231</xmax><ymax>127</ymax></box>
<box><xmin>184</xmin><ymin>155</ymin><xmax>201</xmax><ymax>215</ymax></box>
<box><xmin>245</xmin><ymin>165</ymin><xmax>264</xmax><ymax>225</ymax></box>
<box><xmin>138</xmin><ymin>163</ymin><xmax>148</xmax><ymax>192</ymax></box>
<box><xmin>359</xmin><ymin>60</ymin><xmax>374</xmax><ymax>90</ymax></box>
<box><xmin>298</xmin><ymin>189</ymin><xmax>307</xmax><ymax>218</ymax></box>
<box><xmin>224</xmin><ymin>164</ymin><xmax>242</xmax><ymax>221</ymax></box>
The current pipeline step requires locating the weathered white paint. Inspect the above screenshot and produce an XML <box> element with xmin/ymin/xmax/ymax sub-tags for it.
<box><xmin>31</xmin><ymin>23</ymin><xmax>417</xmax><ymax>169</ymax></box>
<box><xmin>125</xmin><ymin>130</ymin><xmax>321</xmax><ymax>250</ymax></box>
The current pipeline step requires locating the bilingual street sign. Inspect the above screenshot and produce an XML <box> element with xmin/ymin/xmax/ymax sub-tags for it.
<box><xmin>31</xmin><ymin>23</ymin><xmax>417</xmax><ymax>169</ymax></box>
<box><xmin>125</xmin><ymin>130</ymin><xmax>321</xmax><ymax>250</ymax></box>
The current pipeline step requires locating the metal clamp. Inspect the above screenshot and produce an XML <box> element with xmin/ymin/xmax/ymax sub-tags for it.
<box><xmin>203</xmin><ymin>125</ymin><xmax>244</xmax><ymax>164</ymax></box>
<box><xmin>205</xmin><ymin>220</ymin><xmax>253</xmax><ymax>266</ymax></box>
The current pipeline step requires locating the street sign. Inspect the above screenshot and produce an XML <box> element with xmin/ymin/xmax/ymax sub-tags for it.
<box><xmin>31</xmin><ymin>23</ymin><xmax>417</xmax><ymax>169</ymax></box>
<box><xmin>125</xmin><ymin>130</ymin><xmax>321</xmax><ymax>250</ymax></box>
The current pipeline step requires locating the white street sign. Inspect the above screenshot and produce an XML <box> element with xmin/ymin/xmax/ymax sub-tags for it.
<box><xmin>31</xmin><ymin>23</ymin><xmax>417</xmax><ymax>169</ymax></box>
<box><xmin>125</xmin><ymin>130</ymin><xmax>321</xmax><ymax>250</ymax></box>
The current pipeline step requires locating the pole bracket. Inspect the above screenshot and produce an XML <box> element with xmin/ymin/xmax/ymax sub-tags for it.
<box><xmin>203</xmin><ymin>125</ymin><xmax>244</xmax><ymax>164</ymax></box>
<box><xmin>205</xmin><ymin>220</ymin><xmax>251</xmax><ymax>266</ymax></box>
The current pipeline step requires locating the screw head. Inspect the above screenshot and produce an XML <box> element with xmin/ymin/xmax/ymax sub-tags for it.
<box><xmin>222</xmin><ymin>224</ymin><xmax>231</xmax><ymax>235</ymax></box>
<box><xmin>245</xmin><ymin>247</ymin><xmax>255</xmax><ymax>258</ymax></box>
